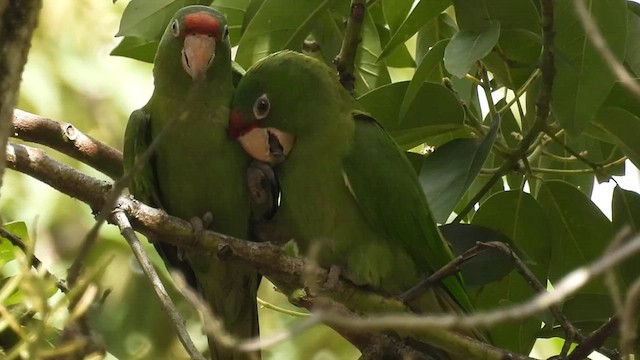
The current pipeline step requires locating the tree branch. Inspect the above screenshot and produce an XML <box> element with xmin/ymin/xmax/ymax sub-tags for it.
<box><xmin>112</xmin><ymin>210</ymin><xmax>204</xmax><ymax>360</ymax></box>
<box><xmin>0</xmin><ymin>1</ymin><xmax>42</xmax><ymax>192</ymax></box>
<box><xmin>6</xmin><ymin>140</ymin><xmax>523</xmax><ymax>359</ymax></box>
<box><xmin>11</xmin><ymin>109</ymin><xmax>123</xmax><ymax>179</ymax></box>
<box><xmin>334</xmin><ymin>0</ymin><xmax>365</xmax><ymax>94</ymax></box>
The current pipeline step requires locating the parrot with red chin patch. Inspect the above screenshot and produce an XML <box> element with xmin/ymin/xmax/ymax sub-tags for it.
<box><xmin>123</xmin><ymin>6</ymin><xmax>259</xmax><ymax>359</ymax></box>
<box><xmin>228</xmin><ymin>50</ymin><xmax>484</xmax><ymax>359</ymax></box>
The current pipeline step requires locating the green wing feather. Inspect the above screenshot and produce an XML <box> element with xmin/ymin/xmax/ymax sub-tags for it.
<box><xmin>342</xmin><ymin>111</ymin><xmax>473</xmax><ymax>312</ymax></box>
<box><xmin>122</xmin><ymin>107</ymin><xmax>198</xmax><ymax>288</ymax></box>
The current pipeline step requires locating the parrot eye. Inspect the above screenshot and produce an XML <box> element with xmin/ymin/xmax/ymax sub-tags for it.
<box><xmin>253</xmin><ymin>94</ymin><xmax>270</xmax><ymax>120</ymax></box>
<box><xmin>171</xmin><ymin>20</ymin><xmax>180</xmax><ymax>37</ymax></box>
<box><xmin>223</xmin><ymin>25</ymin><xmax>229</xmax><ymax>39</ymax></box>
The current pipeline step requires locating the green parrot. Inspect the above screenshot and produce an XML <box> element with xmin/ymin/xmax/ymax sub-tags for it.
<box><xmin>228</xmin><ymin>51</ymin><xmax>480</xmax><ymax>358</ymax></box>
<box><xmin>123</xmin><ymin>6</ymin><xmax>258</xmax><ymax>359</ymax></box>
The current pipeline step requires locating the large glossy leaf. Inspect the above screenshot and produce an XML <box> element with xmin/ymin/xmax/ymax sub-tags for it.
<box><xmin>354</xmin><ymin>11</ymin><xmax>391</xmax><ymax>94</ymax></box>
<box><xmin>418</xmin><ymin>119</ymin><xmax>499</xmax><ymax>223</ymax></box>
<box><xmin>626</xmin><ymin>3</ymin><xmax>640</xmax><ymax>76</ymax></box>
<box><xmin>440</xmin><ymin>223</ymin><xmax>515</xmax><ymax>287</ymax></box>
<box><xmin>471</xmin><ymin>190</ymin><xmax>551</xmax><ymax>354</ymax></box>
<box><xmin>110</xmin><ymin>37</ymin><xmax>158</xmax><ymax>63</ymax></box>
<box><xmin>552</xmin><ymin>0</ymin><xmax>628</xmax><ymax>136</ymax></box>
<box><xmin>416</xmin><ymin>13</ymin><xmax>458</xmax><ymax>61</ymax></box>
<box><xmin>378</xmin><ymin>0</ymin><xmax>451</xmax><ymax>61</ymax></box>
<box><xmin>593</xmin><ymin>107</ymin><xmax>640</xmax><ymax>169</ymax></box>
<box><xmin>235</xmin><ymin>0</ymin><xmax>330</xmax><ymax>68</ymax></box>
<box><xmin>536</xmin><ymin>180</ymin><xmax>612</xmax><ymax>293</ymax></box>
<box><xmin>444</xmin><ymin>21</ymin><xmax>501</xmax><ymax>78</ymax></box>
<box><xmin>399</xmin><ymin>40</ymin><xmax>449</xmax><ymax>119</ymax></box>
<box><xmin>116</xmin><ymin>0</ymin><xmax>211</xmax><ymax>40</ymax></box>
<box><xmin>212</xmin><ymin>0</ymin><xmax>252</xmax><ymax>46</ymax></box>
<box><xmin>358</xmin><ymin>82</ymin><xmax>465</xmax><ymax>149</ymax></box>
<box><xmin>381</xmin><ymin>0</ymin><xmax>413</xmax><ymax>34</ymax></box>
<box><xmin>611</xmin><ymin>186</ymin><xmax>640</xmax><ymax>288</ymax></box>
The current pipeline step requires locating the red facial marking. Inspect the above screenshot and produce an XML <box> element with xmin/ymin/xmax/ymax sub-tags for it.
<box><xmin>228</xmin><ymin>110</ymin><xmax>257</xmax><ymax>138</ymax></box>
<box><xmin>183</xmin><ymin>12</ymin><xmax>220</xmax><ymax>36</ymax></box>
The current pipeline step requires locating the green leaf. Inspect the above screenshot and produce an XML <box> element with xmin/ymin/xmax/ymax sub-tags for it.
<box><xmin>453</xmin><ymin>0</ymin><xmax>541</xmax><ymax>88</ymax></box>
<box><xmin>552</xmin><ymin>0</ymin><xmax>628</xmax><ymax>136</ymax></box>
<box><xmin>110</xmin><ymin>36</ymin><xmax>158</xmax><ymax>63</ymax></box>
<box><xmin>444</xmin><ymin>21</ymin><xmax>501</xmax><ymax>78</ymax></box>
<box><xmin>416</xmin><ymin>13</ymin><xmax>457</xmax><ymax>61</ymax></box>
<box><xmin>440</xmin><ymin>223</ymin><xmax>514</xmax><ymax>288</ymax></box>
<box><xmin>354</xmin><ymin>11</ymin><xmax>391</xmax><ymax>94</ymax></box>
<box><xmin>536</xmin><ymin>180</ymin><xmax>612</xmax><ymax>293</ymax></box>
<box><xmin>471</xmin><ymin>190</ymin><xmax>551</xmax><ymax>354</ymax></box>
<box><xmin>399</xmin><ymin>39</ymin><xmax>449</xmax><ymax>119</ymax></box>
<box><xmin>626</xmin><ymin>2</ymin><xmax>640</xmax><ymax>76</ymax></box>
<box><xmin>418</xmin><ymin>119</ymin><xmax>499</xmax><ymax>223</ymax></box>
<box><xmin>235</xmin><ymin>0</ymin><xmax>330</xmax><ymax>68</ymax></box>
<box><xmin>116</xmin><ymin>0</ymin><xmax>211</xmax><ymax>40</ymax></box>
<box><xmin>358</xmin><ymin>82</ymin><xmax>465</xmax><ymax>149</ymax></box>
<box><xmin>611</xmin><ymin>186</ymin><xmax>640</xmax><ymax>289</ymax></box>
<box><xmin>378</xmin><ymin>0</ymin><xmax>451</xmax><ymax>62</ymax></box>
<box><xmin>593</xmin><ymin>107</ymin><xmax>640</xmax><ymax>169</ymax></box>
<box><xmin>381</xmin><ymin>0</ymin><xmax>413</xmax><ymax>34</ymax></box>
<box><xmin>212</xmin><ymin>0</ymin><xmax>251</xmax><ymax>46</ymax></box>
<box><xmin>0</xmin><ymin>222</ymin><xmax>30</xmax><ymax>263</ymax></box>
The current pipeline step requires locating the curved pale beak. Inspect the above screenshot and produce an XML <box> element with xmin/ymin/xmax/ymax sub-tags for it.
<box><xmin>237</xmin><ymin>127</ymin><xmax>295</xmax><ymax>166</ymax></box>
<box><xmin>182</xmin><ymin>34</ymin><xmax>216</xmax><ymax>81</ymax></box>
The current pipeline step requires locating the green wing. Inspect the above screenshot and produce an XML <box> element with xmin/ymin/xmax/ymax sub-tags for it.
<box><xmin>342</xmin><ymin>111</ymin><xmax>472</xmax><ymax>311</ymax></box>
<box><xmin>123</xmin><ymin>108</ymin><xmax>161</xmax><ymax>207</ymax></box>
<box><xmin>123</xmin><ymin>108</ymin><xmax>197</xmax><ymax>287</ymax></box>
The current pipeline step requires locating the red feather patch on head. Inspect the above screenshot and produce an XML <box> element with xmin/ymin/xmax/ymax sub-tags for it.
<box><xmin>183</xmin><ymin>12</ymin><xmax>220</xmax><ymax>35</ymax></box>
<box><xmin>228</xmin><ymin>110</ymin><xmax>257</xmax><ymax>138</ymax></box>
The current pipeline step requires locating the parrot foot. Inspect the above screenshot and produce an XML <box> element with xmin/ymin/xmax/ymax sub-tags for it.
<box><xmin>189</xmin><ymin>214</ymin><xmax>212</xmax><ymax>256</ymax></box>
<box><xmin>324</xmin><ymin>265</ymin><xmax>342</xmax><ymax>289</ymax></box>
<box><xmin>247</xmin><ymin>160</ymin><xmax>280</xmax><ymax>220</ymax></box>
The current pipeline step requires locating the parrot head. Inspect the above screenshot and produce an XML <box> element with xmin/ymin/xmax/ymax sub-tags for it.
<box><xmin>228</xmin><ymin>51</ymin><xmax>347</xmax><ymax>165</ymax></box>
<box><xmin>157</xmin><ymin>6</ymin><xmax>230</xmax><ymax>82</ymax></box>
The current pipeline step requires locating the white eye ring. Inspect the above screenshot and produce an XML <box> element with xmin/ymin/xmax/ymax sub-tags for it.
<box><xmin>223</xmin><ymin>25</ymin><xmax>229</xmax><ymax>39</ymax></box>
<box><xmin>253</xmin><ymin>94</ymin><xmax>270</xmax><ymax>120</ymax></box>
<box><xmin>171</xmin><ymin>19</ymin><xmax>180</xmax><ymax>37</ymax></box>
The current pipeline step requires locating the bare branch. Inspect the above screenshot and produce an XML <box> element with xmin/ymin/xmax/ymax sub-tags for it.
<box><xmin>567</xmin><ymin>317</ymin><xmax>619</xmax><ymax>360</ymax></box>
<box><xmin>334</xmin><ymin>0</ymin><xmax>365</xmax><ymax>94</ymax></box>
<box><xmin>112</xmin><ymin>211</ymin><xmax>205</xmax><ymax>360</ymax></box>
<box><xmin>12</xmin><ymin>109</ymin><xmax>123</xmax><ymax>179</ymax></box>
<box><xmin>0</xmin><ymin>2</ymin><xmax>42</xmax><ymax>193</ymax></box>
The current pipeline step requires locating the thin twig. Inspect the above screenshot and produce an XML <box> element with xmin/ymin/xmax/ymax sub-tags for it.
<box><xmin>620</xmin><ymin>276</ymin><xmax>640</xmax><ymax>358</ymax></box>
<box><xmin>453</xmin><ymin>0</ymin><xmax>556</xmax><ymax>223</ymax></box>
<box><xmin>573</xmin><ymin>0</ymin><xmax>640</xmax><ymax>100</ymax></box>
<box><xmin>334</xmin><ymin>0</ymin><xmax>366</xmax><ymax>94</ymax></box>
<box><xmin>5</xmin><ymin>141</ymin><xmax>521</xmax><ymax>359</ymax></box>
<box><xmin>66</xmin><ymin>87</ymin><xmax>196</xmax><ymax>287</ymax></box>
<box><xmin>567</xmin><ymin>316</ymin><xmax>619</xmax><ymax>360</ymax></box>
<box><xmin>0</xmin><ymin>226</ymin><xmax>68</xmax><ymax>292</ymax></box>
<box><xmin>112</xmin><ymin>211</ymin><xmax>205</xmax><ymax>360</ymax></box>
<box><xmin>11</xmin><ymin>109</ymin><xmax>123</xmax><ymax>179</ymax></box>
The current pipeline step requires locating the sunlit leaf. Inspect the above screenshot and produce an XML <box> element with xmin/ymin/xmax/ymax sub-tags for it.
<box><xmin>378</xmin><ymin>0</ymin><xmax>451</xmax><ymax>61</ymax></box>
<box><xmin>235</xmin><ymin>0</ymin><xmax>330</xmax><ymax>68</ymax></box>
<box><xmin>110</xmin><ymin>36</ymin><xmax>158</xmax><ymax>63</ymax></box>
<box><xmin>116</xmin><ymin>0</ymin><xmax>211</xmax><ymax>40</ymax></box>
